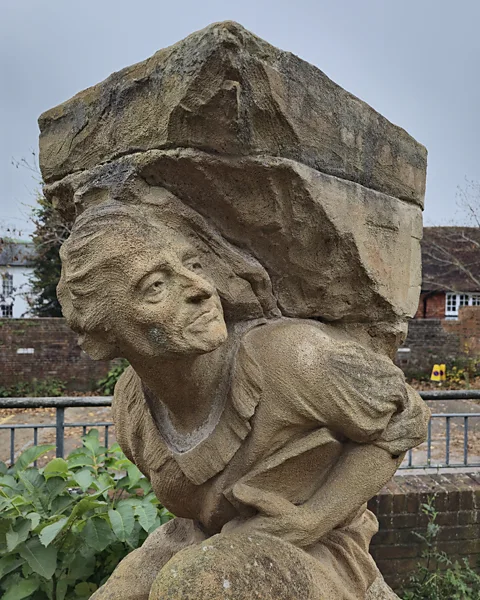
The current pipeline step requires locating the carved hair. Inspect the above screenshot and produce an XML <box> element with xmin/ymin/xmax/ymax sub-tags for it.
<box><xmin>58</xmin><ymin>201</ymin><xmax>179</xmax><ymax>359</ymax></box>
<box><xmin>58</xmin><ymin>198</ymin><xmax>278</xmax><ymax>359</ymax></box>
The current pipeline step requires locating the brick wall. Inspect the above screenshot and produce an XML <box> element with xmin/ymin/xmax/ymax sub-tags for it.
<box><xmin>370</xmin><ymin>473</ymin><xmax>480</xmax><ymax>590</ymax></box>
<box><xmin>0</xmin><ymin>318</ymin><xmax>112</xmax><ymax>391</ymax></box>
<box><xmin>397</xmin><ymin>306</ymin><xmax>480</xmax><ymax>375</ymax></box>
<box><xmin>414</xmin><ymin>292</ymin><xmax>446</xmax><ymax>318</ymax></box>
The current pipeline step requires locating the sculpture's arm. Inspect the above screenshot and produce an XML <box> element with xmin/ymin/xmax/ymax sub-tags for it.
<box><xmin>226</xmin><ymin>443</ymin><xmax>402</xmax><ymax>548</ymax></box>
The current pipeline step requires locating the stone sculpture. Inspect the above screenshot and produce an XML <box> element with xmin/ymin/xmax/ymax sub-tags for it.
<box><xmin>39</xmin><ymin>22</ymin><xmax>429</xmax><ymax>599</ymax></box>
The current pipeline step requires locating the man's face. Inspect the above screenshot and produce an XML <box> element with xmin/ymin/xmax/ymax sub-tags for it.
<box><xmin>112</xmin><ymin>229</ymin><xmax>228</xmax><ymax>359</ymax></box>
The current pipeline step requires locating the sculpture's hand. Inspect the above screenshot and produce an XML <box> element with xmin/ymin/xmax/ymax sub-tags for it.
<box><xmin>225</xmin><ymin>444</ymin><xmax>401</xmax><ymax>550</ymax></box>
<box><xmin>223</xmin><ymin>483</ymin><xmax>322</xmax><ymax>547</ymax></box>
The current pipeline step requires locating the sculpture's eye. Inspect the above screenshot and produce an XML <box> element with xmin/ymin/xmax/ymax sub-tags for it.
<box><xmin>186</xmin><ymin>259</ymin><xmax>203</xmax><ymax>272</ymax></box>
<box><xmin>144</xmin><ymin>279</ymin><xmax>166</xmax><ymax>299</ymax></box>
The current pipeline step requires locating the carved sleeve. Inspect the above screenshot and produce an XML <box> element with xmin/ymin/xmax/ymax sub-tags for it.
<box><xmin>293</xmin><ymin>337</ymin><xmax>430</xmax><ymax>457</ymax></box>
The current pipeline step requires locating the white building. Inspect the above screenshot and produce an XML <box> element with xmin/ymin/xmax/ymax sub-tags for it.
<box><xmin>0</xmin><ymin>242</ymin><xmax>35</xmax><ymax>318</ymax></box>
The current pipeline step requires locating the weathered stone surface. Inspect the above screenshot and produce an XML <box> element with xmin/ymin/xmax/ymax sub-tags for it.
<box><xmin>45</xmin><ymin>149</ymin><xmax>422</xmax><ymax>327</ymax></box>
<box><xmin>366</xmin><ymin>574</ymin><xmax>401</xmax><ymax>599</ymax></box>
<box><xmin>150</xmin><ymin>532</ymin><xmax>400</xmax><ymax>599</ymax></box>
<box><xmin>150</xmin><ymin>533</ymin><xmax>326</xmax><ymax>599</ymax></box>
<box><xmin>39</xmin><ymin>21</ymin><xmax>426</xmax><ymax>206</ymax></box>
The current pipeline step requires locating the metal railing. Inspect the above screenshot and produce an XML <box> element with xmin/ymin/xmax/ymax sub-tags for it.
<box><xmin>1</xmin><ymin>392</ymin><xmax>480</xmax><ymax>470</ymax></box>
<box><xmin>0</xmin><ymin>397</ymin><xmax>113</xmax><ymax>465</ymax></box>
<box><xmin>401</xmin><ymin>390</ymin><xmax>480</xmax><ymax>470</ymax></box>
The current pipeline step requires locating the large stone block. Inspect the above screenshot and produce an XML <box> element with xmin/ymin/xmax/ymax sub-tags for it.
<box><xmin>39</xmin><ymin>21</ymin><xmax>426</xmax><ymax>206</ymax></box>
<box><xmin>45</xmin><ymin>149</ymin><xmax>422</xmax><ymax>325</ymax></box>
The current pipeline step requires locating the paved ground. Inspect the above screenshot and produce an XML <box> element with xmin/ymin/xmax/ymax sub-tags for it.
<box><xmin>0</xmin><ymin>399</ymin><xmax>479</xmax><ymax>471</ymax></box>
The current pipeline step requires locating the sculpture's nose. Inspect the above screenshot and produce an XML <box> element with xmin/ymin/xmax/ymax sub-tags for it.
<box><xmin>181</xmin><ymin>270</ymin><xmax>215</xmax><ymax>304</ymax></box>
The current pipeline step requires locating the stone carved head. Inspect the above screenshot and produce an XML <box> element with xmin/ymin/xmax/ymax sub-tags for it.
<box><xmin>58</xmin><ymin>201</ymin><xmax>228</xmax><ymax>361</ymax></box>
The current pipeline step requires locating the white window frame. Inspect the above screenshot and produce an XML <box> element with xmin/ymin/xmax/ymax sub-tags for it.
<box><xmin>445</xmin><ymin>292</ymin><xmax>480</xmax><ymax>319</ymax></box>
<box><xmin>2</xmin><ymin>272</ymin><xmax>13</xmax><ymax>297</ymax></box>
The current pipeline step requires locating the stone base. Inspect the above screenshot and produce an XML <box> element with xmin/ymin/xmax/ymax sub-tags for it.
<box><xmin>92</xmin><ymin>519</ymin><xmax>401</xmax><ymax>599</ymax></box>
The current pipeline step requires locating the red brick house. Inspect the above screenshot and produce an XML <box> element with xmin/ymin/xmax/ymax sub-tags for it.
<box><xmin>415</xmin><ymin>226</ymin><xmax>480</xmax><ymax>319</ymax></box>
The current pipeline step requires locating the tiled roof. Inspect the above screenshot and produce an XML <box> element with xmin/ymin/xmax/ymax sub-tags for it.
<box><xmin>422</xmin><ymin>227</ymin><xmax>480</xmax><ymax>292</ymax></box>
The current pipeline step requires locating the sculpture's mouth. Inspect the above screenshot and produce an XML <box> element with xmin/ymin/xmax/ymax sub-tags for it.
<box><xmin>190</xmin><ymin>306</ymin><xmax>221</xmax><ymax>328</ymax></box>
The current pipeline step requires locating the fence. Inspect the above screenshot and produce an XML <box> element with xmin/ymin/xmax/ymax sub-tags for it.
<box><xmin>0</xmin><ymin>397</ymin><xmax>112</xmax><ymax>465</ymax></box>
<box><xmin>1</xmin><ymin>391</ymin><xmax>480</xmax><ymax>469</ymax></box>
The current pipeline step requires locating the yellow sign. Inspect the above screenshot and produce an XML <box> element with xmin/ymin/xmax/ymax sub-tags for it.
<box><xmin>430</xmin><ymin>364</ymin><xmax>446</xmax><ymax>382</ymax></box>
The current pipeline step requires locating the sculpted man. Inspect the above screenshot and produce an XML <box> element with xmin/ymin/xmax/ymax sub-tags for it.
<box><xmin>57</xmin><ymin>201</ymin><xmax>429</xmax><ymax>599</ymax></box>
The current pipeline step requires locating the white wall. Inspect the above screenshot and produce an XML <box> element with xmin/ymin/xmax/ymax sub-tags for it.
<box><xmin>0</xmin><ymin>266</ymin><xmax>35</xmax><ymax>318</ymax></box>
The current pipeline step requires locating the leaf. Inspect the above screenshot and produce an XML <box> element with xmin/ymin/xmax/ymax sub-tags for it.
<box><xmin>39</xmin><ymin>517</ymin><xmax>68</xmax><ymax>547</ymax></box>
<box><xmin>159</xmin><ymin>506</ymin><xmax>174</xmax><ymax>521</ymax></box>
<box><xmin>116</xmin><ymin>497</ymin><xmax>141</xmax><ymax>509</ymax></box>
<box><xmin>127</xmin><ymin>463</ymin><xmax>142</xmax><ymax>487</ymax></box>
<box><xmin>19</xmin><ymin>537</ymin><xmax>57</xmax><ymax>579</ymax></box>
<box><xmin>148</xmin><ymin>515</ymin><xmax>162</xmax><ymax>534</ymax></box>
<box><xmin>134</xmin><ymin>501</ymin><xmax>158</xmax><ymax>532</ymax></box>
<box><xmin>51</xmin><ymin>495</ymin><xmax>75</xmax><ymax>515</ymax></box>
<box><xmin>2</xmin><ymin>576</ymin><xmax>40</xmax><ymax>600</ymax></box>
<box><xmin>0</xmin><ymin>555</ymin><xmax>25</xmax><ymax>579</ymax></box>
<box><xmin>0</xmin><ymin>474</ymin><xmax>19</xmax><ymax>491</ymax></box>
<box><xmin>75</xmin><ymin>581</ymin><xmax>97</xmax><ymax>598</ymax></box>
<box><xmin>13</xmin><ymin>445</ymin><xmax>55</xmax><ymax>473</ymax></box>
<box><xmin>56</xmin><ymin>578</ymin><xmax>69</xmax><ymax>600</ymax></box>
<box><xmin>43</xmin><ymin>458</ymin><xmax>69</xmax><ymax>478</ymax></box>
<box><xmin>125</xmin><ymin>520</ymin><xmax>142</xmax><ymax>549</ymax></box>
<box><xmin>0</xmin><ymin>518</ymin><xmax>12</xmax><ymax>549</ymax></box>
<box><xmin>108</xmin><ymin>457</ymin><xmax>131</xmax><ymax>471</ymax></box>
<box><xmin>68</xmin><ymin>553</ymin><xmax>95</xmax><ymax>581</ymax></box>
<box><xmin>81</xmin><ymin>517</ymin><xmax>113</xmax><ymax>552</ymax></box>
<box><xmin>16</xmin><ymin>470</ymin><xmax>49</xmax><ymax>517</ymax></box>
<box><xmin>45</xmin><ymin>476</ymin><xmax>68</xmax><ymax>506</ymax></box>
<box><xmin>95</xmin><ymin>472</ymin><xmax>114</xmax><ymax>493</ymax></box>
<box><xmin>73</xmin><ymin>468</ymin><xmax>94</xmax><ymax>492</ymax></box>
<box><xmin>66</xmin><ymin>454</ymin><xmax>94</xmax><ymax>469</ymax></box>
<box><xmin>0</xmin><ymin>461</ymin><xmax>7</xmax><ymax>475</ymax></box>
<box><xmin>17</xmin><ymin>469</ymin><xmax>45</xmax><ymax>496</ymax></box>
<box><xmin>137</xmin><ymin>478</ymin><xmax>153</xmax><ymax>494</ymax></box>
<box><xmin>109</xmin><ymin>504</ymin><xmax>134</xmax><ymax>542</ymax></box>
<box><xmin>6</xmin><ymin>518</ymin><xmax>31</xmax><ymax>551</ymax></box>
<box><xmin>66</xmin><ymin>496</ymin><xmax>107</xmax><ymax>527</ymax></box>
<box><xmin>82</xmin><ymin>429</ymin><xmax>100</xmax><ymax>455</ymax></box>
<box><xmin>26</xmin><ymin>513</ymin><xmax>41</xmax><ymax>530</ymax></box>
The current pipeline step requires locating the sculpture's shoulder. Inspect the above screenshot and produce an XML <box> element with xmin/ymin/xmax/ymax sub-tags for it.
<box><xmin>244</xmin><ymin>317</ymin><xmax>331</xmax><ymax>348</ymax></box>
<box><xmin>242</xmin><ymin>318</ymin><xmax>348</xmax><ymax>377</ymax></box>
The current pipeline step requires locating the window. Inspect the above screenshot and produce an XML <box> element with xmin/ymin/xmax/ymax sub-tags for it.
<box><xmin>445</xmin><ymin>293</ymin><xmax>480</xmax><ymax>318</ymax></box>
<box><xmin>1</xmin><ymin>304</ymin><xmax>13</xmax><ymax>318</ymax></box>
<box><xmin>446</xmin><ymin>293</ymin><xmax>457</xmax><ymax>317</ymax></box>
<box><xmin>2</xmin><ymin>273</ymin><xmax>13</xmax><ymax>296</ymax></box>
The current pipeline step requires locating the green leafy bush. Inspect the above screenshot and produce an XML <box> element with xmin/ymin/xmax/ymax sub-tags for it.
<box><xmin>0</xmin><ymin>379</ymin><xmax>66</xmax><ymax>398</ymax></box>
<box><xmin>402</xmin><ymin>496</ymin><xmax>480</xmax><ymax>599</ymax></box>
<box><xmin>96</xmin><ymin>361</ymin><xmax>129</xmax><ymax>396</ymax></box>
<box><xmin>0</xmin><ymin>430</ymin><xmax>173</xmax><ymax>599</ymax></box>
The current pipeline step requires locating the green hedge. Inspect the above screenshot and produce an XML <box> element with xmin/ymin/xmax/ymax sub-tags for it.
<box><xmin>0</xmin><ymin>430</ymin><xmax>173</xmax><ymax>600</ymax></box>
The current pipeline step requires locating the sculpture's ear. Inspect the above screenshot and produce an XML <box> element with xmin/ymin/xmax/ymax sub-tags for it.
<box><xmin>78</xmin><ymin>330</ymin><xmax>120</xmax><ymax>361</ymax></box>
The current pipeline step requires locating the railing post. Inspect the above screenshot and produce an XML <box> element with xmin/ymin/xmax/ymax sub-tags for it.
<box><xmin>56</xmin><ymin>407</ymin><xmax>65</xmax><ymax>458</ymax></box>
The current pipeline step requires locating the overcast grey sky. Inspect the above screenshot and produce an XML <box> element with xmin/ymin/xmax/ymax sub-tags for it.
<box><xmin>1</xmin><ymin>0</ymin><xmax>479</xmax><ymax>237</ymax></box>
